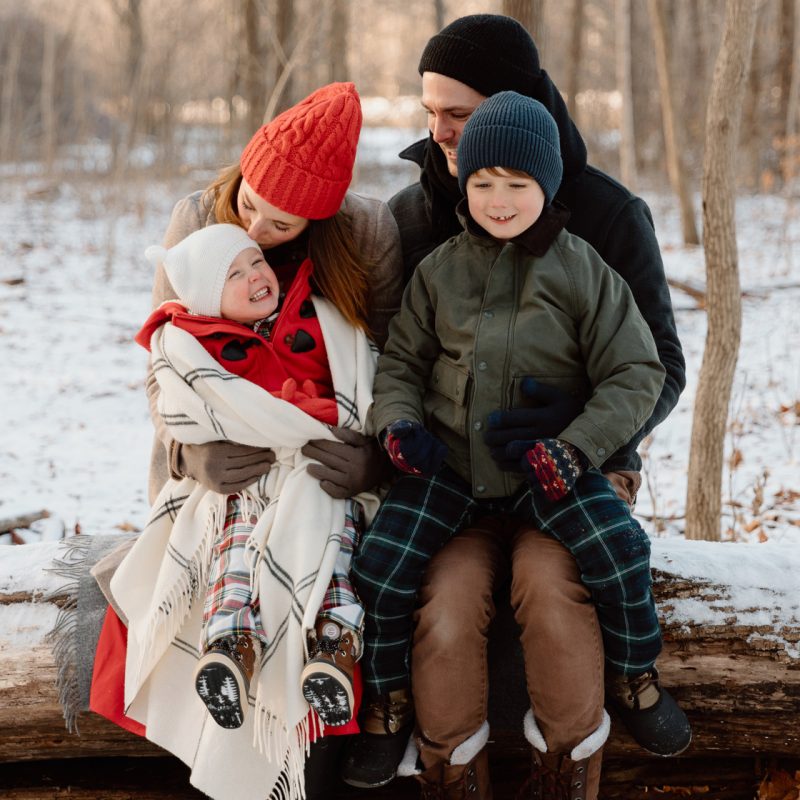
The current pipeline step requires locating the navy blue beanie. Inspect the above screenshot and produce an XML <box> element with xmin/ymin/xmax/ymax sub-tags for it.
<box><xmin>457</xmin><ymin>91</ymin><xmax>562</xmax><ymax>204</ymax></box>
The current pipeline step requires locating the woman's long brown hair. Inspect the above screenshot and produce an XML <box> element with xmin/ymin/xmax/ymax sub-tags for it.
<box><xmin>202</xmin><ymin>163</ymin><xmax>372</xmax><ymax>334</ymax></box>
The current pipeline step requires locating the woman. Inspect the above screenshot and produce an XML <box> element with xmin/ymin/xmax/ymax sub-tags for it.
<box><xmin>93</xmin><ymin>82</ymin><xmax>404</xmax><ymax>800</ymax></box>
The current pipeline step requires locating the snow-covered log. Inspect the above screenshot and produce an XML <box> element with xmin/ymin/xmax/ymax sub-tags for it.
<box><xmin>0</xmin><ymin>537</ymin><xmax>798</xmax><ymax>764</ymax></box>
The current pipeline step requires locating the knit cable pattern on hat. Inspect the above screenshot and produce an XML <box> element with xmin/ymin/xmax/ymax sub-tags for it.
<box><xmin>240</xmin><ymin>82</ymin><xmax>362</xmax><ymax>220</ymax></box>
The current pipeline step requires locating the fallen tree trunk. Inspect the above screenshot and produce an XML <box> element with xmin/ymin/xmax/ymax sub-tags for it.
<box><xmin>0</xmin><ymin>537</ymin><xmax>798</xmax><ymax>764</ymax></box>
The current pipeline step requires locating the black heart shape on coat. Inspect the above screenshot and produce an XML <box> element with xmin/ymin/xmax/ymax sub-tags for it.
<box><xmin>290</xmin><ymin>329</ymin><xmax>316</xmax><ymax>353</ymax></box>
<box><xmin>299</xmin><ymin>300</ymin><xmax>317</xmax><ymax>318</ymax></box>
<box><xmin>221</xmin><ymin>339</ymin><xmax>255</xmax><ymax>361</ymax></box>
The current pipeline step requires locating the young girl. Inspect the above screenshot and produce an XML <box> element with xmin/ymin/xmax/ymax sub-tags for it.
<box><xmin>136</xmin><ymin>221</ymin><xmax>370</xmax><ymax>734</ymax></box>
<box><xmin>110</xmin><ymin>83</ymin><xmax>396</xmax><ymax>800</ymax></box>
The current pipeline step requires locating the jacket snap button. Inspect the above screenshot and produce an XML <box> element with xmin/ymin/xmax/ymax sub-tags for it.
<box><xmin>596</xmin><ymin>447</ymin><xmax>606</xmax><ymax>457</ymax></box>
<box><xmin>476</xmin><ymin>485</ymin><xmax>486</xmax><ymax>493</ymax></box>
<box><xmin>478</xmin><ymin>361</ymin><xmax>487</xmax><ymax>371</ymax></box>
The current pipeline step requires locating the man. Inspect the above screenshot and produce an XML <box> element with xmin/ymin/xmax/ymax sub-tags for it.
<box><xmin>340</xmin><ymin>14</ymin><xmax>687</xmax><ymax>800</ymax></box>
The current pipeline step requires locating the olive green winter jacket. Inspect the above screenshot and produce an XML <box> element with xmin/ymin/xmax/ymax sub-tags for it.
<box><xmin>372</xmin><ymin>211</ymin><xmax>665</xmax><ymax>499</ymax></box>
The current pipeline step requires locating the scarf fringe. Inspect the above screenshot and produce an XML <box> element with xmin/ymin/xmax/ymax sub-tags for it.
<box><xmin>133</xmin><ymin>495</ymin><xmax>226</xmax><ymax>687</ymax></box>
<box><xmin>44</xmin><ymin>536</ymin><xmax>93</xmax><ymax>734</ymax></box>
<box><xmin>252</xmin><ymin>699</ymin><xmax>318</xmax><ymax>800</ymax></box>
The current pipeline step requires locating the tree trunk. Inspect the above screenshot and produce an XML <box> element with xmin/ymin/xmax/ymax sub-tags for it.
<box><xmin>785</xmin><ymin>0</ymin><xmax>800</xmax><ymax>181</ymax></box>
<box><xmin>433</xmin><ymin>0</ymin><xmax>446</xmax><ymax>31</ymax></box>
<box><xmin>269</xmin><ymin>0</ymin><xmax>296</xmax><ymax>117</ymax></box>
<box><xmin>0</xmin><ymin>30</ymin><xmax>24</xmax><ymax>162</ymax></box>
<box><xmin>328</xmin><ymin>0</ymin><xmax>349</xmax><ymax>83</ymax></box>
<box><xmin>241</xmin><ymin>0</ymin><xmax>266</xmax><ymax>136</ymax></box>
<box><xmin>502</xmin><ymin>0</ymin><xmax>546</xmax><ymax>53</ymax></box>
<box><xmin>40</xmin><ymin>24</ymin><xmax>57</xmax><ymax>171</ymax></box>
<box><xmin>615</xmin><ymin>0</ymin><xmax>637</xmax><ymax>190</ymax></box>
<box><xmin>2</xmin><ymin>538</ymin><xmax>798</xmax><ymax>761</ymax></box>
<box><xmin>685</xmin><ymin>0</ymin><xmax>757</xmax><ymax>542</ymax></box>
<box><xmin>648</xmin><ymin>0</ymin><xmax>700</xmax><ymax>245</ymax></box>
<box><xmin>565</xmin><ymin>0</ymin><xmax>584</xmax><ymax>121</ymax></box>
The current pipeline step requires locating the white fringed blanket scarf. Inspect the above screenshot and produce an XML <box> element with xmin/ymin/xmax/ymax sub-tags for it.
<box><xmin>111</xmin><ymin>297</ymin><xmax>378</xmax><ymax>800</ymax></box>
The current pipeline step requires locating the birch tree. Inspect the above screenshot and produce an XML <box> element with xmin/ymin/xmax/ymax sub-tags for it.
<box><xmin>616</xmin><ymin>0</ymin><xmax>636</xmax><ymax>189</ymax></box>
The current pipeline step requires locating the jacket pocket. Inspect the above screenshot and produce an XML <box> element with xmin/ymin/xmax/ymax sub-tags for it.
<box><xmin>509</xmin><ymin>373</ymin><xmax>590</xmax><ymax>408</ymax></box>
<box><xmin>425</xmin><ymin>356</ymin><xmax>471</xmax><ymax>438</ymax></box>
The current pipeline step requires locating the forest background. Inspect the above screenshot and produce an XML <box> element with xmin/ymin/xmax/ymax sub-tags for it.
<box><xmin>0</xmin><ymin>0</ymin><xmax>798</xmax><ymax>548</ymax></box>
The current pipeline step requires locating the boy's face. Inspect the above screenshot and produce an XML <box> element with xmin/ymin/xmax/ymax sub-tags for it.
<box><xmin>220</xmin><ymin>247</ymin><xmax>280</xmax><ymax>324</ymax></box>
<box><xmin>466</xmin><ymin>168</ymin><xmax>546</xmax><ymax>240</ymax></box>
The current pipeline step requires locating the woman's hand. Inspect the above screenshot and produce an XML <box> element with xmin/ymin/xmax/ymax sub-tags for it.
<box><xmin>177</xmin><ymin>441</ymin><xmax>276</xmax><ymax>494</ymax></box>
<box><xmin>302</xmin><ymin>427</ymin><xmax>388</xmax><ymax>498</ymax></box>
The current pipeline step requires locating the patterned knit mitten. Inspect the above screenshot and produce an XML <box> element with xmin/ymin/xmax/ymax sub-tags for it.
<box><xmin>523</xmin><ymin>439</ymin><xmax>588</xmax><ymax>502</ymax></box>
<box><xmin>384</xmin><ymin>420</ymin><xmax>448</xmax><ymax>477</ymax></box>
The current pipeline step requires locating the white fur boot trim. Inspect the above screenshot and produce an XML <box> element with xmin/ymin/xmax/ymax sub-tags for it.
<box><xmin>523</xmin><ymin>709</ymin><xmax>610</xmax><ymax>761</ymax></box>
<box><xmin>451</xmin><ymin>720</ymin><xmax>490</xmax><ymax>765</ymax></box>
<box><xmin>397</xmin><ymin>721</ymin><xmax>491</xmax><ymax>777</ymax></box>
<box><xmin>571</xmin><ymin>710</ymin><xmax>610</xmax><ymax>761</ymax></box>
<box><xmin>397</xmin><ymin>731</ymin><xmax>422</xmax><ymax>777</ymax></box>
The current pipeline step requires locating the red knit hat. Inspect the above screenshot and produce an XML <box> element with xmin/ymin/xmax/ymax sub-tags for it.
<box><xmin>240</xmin><ymin>82</ymin><xmax>362</xmax><ymax>220</ymax></box>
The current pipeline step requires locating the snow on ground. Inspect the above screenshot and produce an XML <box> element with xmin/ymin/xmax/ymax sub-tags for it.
<box><xmin>0</xmin><ymin>130</ymin><xmax>798</xmax><ymax>557</ymax></box>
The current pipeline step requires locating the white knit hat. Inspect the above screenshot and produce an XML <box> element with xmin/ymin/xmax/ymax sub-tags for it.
<box><xmin>145</xmin><ymin>224</ymin><xmax>260</xmax><ymax>317</ymax></box>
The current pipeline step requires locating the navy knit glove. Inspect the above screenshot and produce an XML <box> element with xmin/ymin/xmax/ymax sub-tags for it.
<box><xmin>485</xmin><ymin>378</ymin><xmax>584</xmax><ymax>471</ymax></box>
<box><xmin>383</xmin><ymin>420</ymin><xmax>448</xmax><ymax>477</ymax></box>
<box><xmin>522</xmin><ymin>439</ymin><xmax>588</xmax><ymax>502</ymax></box>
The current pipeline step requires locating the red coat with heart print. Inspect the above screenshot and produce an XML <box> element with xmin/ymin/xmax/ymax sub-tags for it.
<box><xmin>135</xmin><ymin>257</ymin><xmax>338</xmax><ymax>425</ymax></box>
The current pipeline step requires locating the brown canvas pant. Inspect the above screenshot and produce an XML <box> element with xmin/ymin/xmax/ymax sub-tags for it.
<box><xmin>411</xmin><ymin>518</ymin><xmax>606</xmax><ymax>767</ymax></box>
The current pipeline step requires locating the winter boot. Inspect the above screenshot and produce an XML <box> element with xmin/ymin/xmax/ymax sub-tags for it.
<box><xmin>304</xmin><ymin>734</ymin><xmax>347</xmax><ymax>800</ymax></box>
<box><xmin>517</xmin><ymin>750</ymin><xmax>601</xmax><ymax>800</ymax></box>
<box><xmin>194</xmin><ymin>634</ymin><xmax>256</xmax><ymax>729</ymax></box>
<box><xmin>416</xmin><ymin>748</ymin><xmax>493</xmax><ymax>800</ymax></box>
<box><xmin>340</xmin><ymin>687</ymin><xmax>414</xmax><ymax>788</ymax></box>
<box><xmin>605</xmin><ymin>668</ymin><xmax>692</xmax><ymax>756</ymax></box>
<box><xmin>520</xmin><ymin>709</ymin><xmax>607</xmax><ymax>800</ymax></box>
<box><xmin>301</xmin><ymin>619</ymin><xmax>359</xmax><ymax>727</ymax></box>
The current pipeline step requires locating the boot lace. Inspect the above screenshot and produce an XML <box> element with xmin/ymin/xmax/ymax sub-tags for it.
<box><xmin>515</xmin><ymin>763</ymin><xmax>574</xmax><ymax>800</ymax></box>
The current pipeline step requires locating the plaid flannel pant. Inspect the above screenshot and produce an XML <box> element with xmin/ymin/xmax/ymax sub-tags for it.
<box><xmin>352</xmin><ymin>465</ymin><xmax>660</xmax><ymax>695</ymax></box>
<box><xmin>202</xmin><ymin>495</ymin><xmax>364</xmax><ymax>651</ymax></box>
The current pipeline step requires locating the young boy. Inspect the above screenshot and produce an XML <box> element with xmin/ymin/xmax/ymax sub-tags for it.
<box><xmin>136</xmin><ymin>223</ymin><xmax>364</xmax><ymax>730</ymax></box>
<box><xmin>353</xmin><ymin>92</ymin><xmax>691</xmax><ymax>761</ymax></box>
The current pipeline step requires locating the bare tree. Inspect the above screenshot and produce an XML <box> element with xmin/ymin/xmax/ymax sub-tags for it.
<box><xmin>565</xmin><ymin>0</ymin><xmax>584</xmax><ymax>120</ymax></box>
<box><xmin>109</xmin><ymin>0</ymin><xmax>145</xmax><ymax>176</ymax></box>
<box><xmin>329</xmin><ymin>0</ymin><xmax>349</xmax><ymax>83</ymax></box>
<box><xmin>784</xmin><ymin>0</ymin><xmax>800</xmax><ymax>181</ymax></box>
<box><xmin>241</xmin><ymin>0</ymin><xmax>266</xmax><ymax>135</ymax></box>
<box><xmin>615</xmin><ymin>0</ymin><xmax>636</xmax><ymax>189</ymax></box>
<box><xmin>0</xmin><ymin>25</ymin><xmax>24</xmax><ymax>162</ymax></box>
<box><xmin>685</xmin><ymin>0</ymin><xmax>757</xmax><ymax>542</ymax></box>
<box><xmin>503</xmin><ymin>0</ymin><xmax>545</xmax><ymax>52</ymax></box>
<box><xmin>40</xmin><ymin>23</ymin><xmax>57</xmax><ymax>170</ymax></box>
<box><xmin>271</xmin><ymin>0</ymin><xmax>296</xmax><ymax>116</ymax></box>
<box><xmin>648</xmin><ymin>0</ymin><xmax>700</xmax><ymax>245</ymax></box>
<box><xmin>433</xmin><ymin>0</ymin><xmax>446</xmax><ymax>30</ymax></box>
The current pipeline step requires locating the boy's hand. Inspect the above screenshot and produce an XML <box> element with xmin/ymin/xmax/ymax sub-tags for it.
<box><xmin>384</xmin><ymin>420</ymin><xmax>448</xmax><ymax>477</ymax></box>
<box><xmin>522</xmin><ymin>439</ymin><xmax>587</xmax><ymax>502</ymax></box>
<box><xmin>484</xmin><ymin>378</ymin><xmax>583</xmax><ymax>470</ymax></box>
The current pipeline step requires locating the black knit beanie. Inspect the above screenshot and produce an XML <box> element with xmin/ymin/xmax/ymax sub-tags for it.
<box><xmin>418</xmin><ymin>14</ymin><xmax>541</xmax><ymax>98</ymax></box>
<box><xmin>457</xmin><ymin>92</ymin><xmax>562</xmax><ymax>204</ymax></box>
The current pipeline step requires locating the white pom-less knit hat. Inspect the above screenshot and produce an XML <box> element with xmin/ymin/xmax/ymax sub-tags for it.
<box><xmin>145</xmin><ymin>224</ymin><xmax>260</xmax><ymax>317</ymax></box>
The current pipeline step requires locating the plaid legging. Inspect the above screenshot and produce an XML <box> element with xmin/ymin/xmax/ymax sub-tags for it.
<box><xmin>352</xmin><ymin>465</ymin><xmax>660</xmax><ymax>695</ymax></box>
<box><xmin>201</xmin><ymin>495</ymin><xmax>364</xmax><ymax>651</ymax></box>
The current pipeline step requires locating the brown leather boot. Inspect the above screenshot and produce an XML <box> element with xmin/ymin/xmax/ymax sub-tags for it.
<box><xmin>340</xmin><ymin>687</ymin><xmax>414</xmax><ymax>788</ymax></box>
<box><xmin>301</xmin><ymin>619</ymin><xmax>359</xmax><ymax>727</ymax></box>
<box><xmin>416</xmin><ymin>748</ymin><xmax>492</xmax><ymax>799</ymax></box>
<box><xmin>195</xmin><ymin>634</ymin><xmax>257</xmax><ymax>729</ymax></box>
<box><xmin>517</xmin><ymin>748</ymin><xmax>602</xmax><ymax>800</ymax></box>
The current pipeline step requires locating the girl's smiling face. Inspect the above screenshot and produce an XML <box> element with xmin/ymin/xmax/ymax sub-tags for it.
<box><xmin>219</xmin><ymin>247</ymin><xmax>280</xmax><ymax>324</ymax></box>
